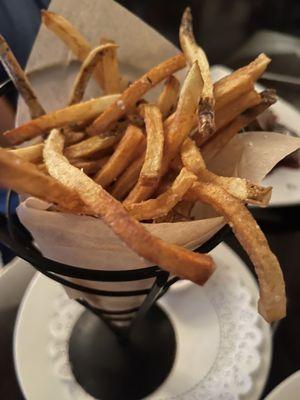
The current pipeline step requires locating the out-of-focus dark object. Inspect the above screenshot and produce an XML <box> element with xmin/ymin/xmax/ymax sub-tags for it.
<box><xmin>0</xmin><ymin>0</ymin><xmax>50</xmax><ymax>106</ymax></box>
<box><xmin>228</xmin><ymin>30</ymin><xmax>300</xmax><ymax>79</ymax></box>
<box><xmin>119</xmin><ymin>0</ymin><xmax>300</xmax><ymax>63</ymax></box>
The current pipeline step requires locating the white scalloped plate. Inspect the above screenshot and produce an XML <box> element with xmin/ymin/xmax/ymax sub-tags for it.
<box><xmin>14</xmin><ymin>243</ymin><xmax>271</xmax><ymax>400</ymax></box>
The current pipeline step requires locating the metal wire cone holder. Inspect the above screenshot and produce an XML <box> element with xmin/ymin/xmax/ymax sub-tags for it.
<box><xmin>0</xmin><ymin>79</ymin><xmax>229</xmax><ymax>400</ymax></box>
<box><xmin>0</xmin><ymin>191</ymin><xmax>229</xmax><ymax>400</ymax></box>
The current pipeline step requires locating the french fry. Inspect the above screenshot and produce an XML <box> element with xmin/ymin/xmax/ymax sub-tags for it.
<box><xmin>125</xmin><ymin>61</ymin><xmax>203</xmax><ymax>205</ymax></box>
<box><xmin>71</xmin><ymin>157</ymin><xmax>110</xmax><ymax>175</ymax></box>
<box><xmin>139</xmin><ymin>105</ymin><xmax>164</xmax><ymax>186</ymax></box>
<box><xmin>111</xmin><ymin>153</ymin><xmax>145</xmax><ymax>200</ymax></box>
<box><xmin>180</xmin><ymin>7</ymin><xmax>215</xmax><ymax>140</ymax></box>
<box><xmin>94</xmin><ymin>125</ymin><xmax>145</xmax><ymax>187</ymax></box>
<box><xmin>4</xmin><ymin>94</ymin><xmax>119</xmax><ymax>145</ymax></box>
<box><xmin>64</xmin><ymin>130</ymin><xmax>86</xmax><ymax>145</ymax></box>
<box><xmin>69</xmin><ymin>43</ymin><xmax>117</xmax><ymax>105</ymax></box>
<box><xmin>214</xmin><ymin>53</ymin><xmax>270</xmax><ymax>111</ymax></box>
<box><xmin>41</xmin><ymin>10</ymin><xmax>104</xmax><ymax>89</ymax></box>
<box><xmin>202</xmin><ymin>90</ymin><xmax>277</xmax><ymax>162</ymax></box>
<box><xmin>99</xmin><ymin>38</ymin><xmax>123</xmax><ymax>94</ymax></box>
<box><xmin>215</xmin><ymin>90</ymin><xmax>261</xmax><ymax>132</ymax></box>
<box><xmin>86</xmin><ymin>53</ymin><xmax>186</xmax><ymax>135</ymax></box>
<box><xmin>188</xmin><ymin>181</ymin><xmax>286</xmax><ymax>322</ymax></box>
<box><xmin>126</xmin><ymin>168</ymin><xmax>197</xmax><ymax>221</ymax></box>
<box><xmin>43</xmin><ymin>129</ymin><xmax>214</xmax><ymax>284</ymax></box>
<box><xmin>9</xmin><ymin>143</ymin><xmax>44</xmax><ymax>163</ymax></box>
<box><xmin>64</xmin><ymin>135</ymin><xmax>119</xmax><ymax>159</ymax></box>
<box><xmin>214</xmin><ymin>75</ymin><xmax>253</xmax><ymax>112</ymax></box>
<box><xmin>157</xmin><ymin>75</ymin><xmax>180</xmax><ymax>118</ymax></box>
<box><xmin>0</xmin><ymin>148</ymin><xmax>85</xmax><ymax>213</ymax></box>
<box><xmin>182</xmin><ymin>138</ymin><xmax>272</xmax><ymax>206</ymax></box>
<box><xmin>0</xmin><ymin>35</ymin><xmax>45</xmax><ymax>119</ymax></box>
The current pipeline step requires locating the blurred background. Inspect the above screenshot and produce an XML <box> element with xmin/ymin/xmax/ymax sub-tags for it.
<box><xmin>0</xmin><ymin>1</ymin><xmax>299</xmax><ymax>399</ymax></box>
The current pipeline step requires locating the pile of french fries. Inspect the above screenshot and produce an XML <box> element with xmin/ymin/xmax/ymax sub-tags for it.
<box><xmin>0</xmin><ymin>8</ymin><xmax>286</xmax><ymax>323</ymax></box>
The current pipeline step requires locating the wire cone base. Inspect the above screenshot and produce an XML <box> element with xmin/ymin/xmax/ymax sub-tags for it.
<box><xmin>69</xmin><ymin>305</ymin><xmax>176</xmax><ymax>400</ymax></box>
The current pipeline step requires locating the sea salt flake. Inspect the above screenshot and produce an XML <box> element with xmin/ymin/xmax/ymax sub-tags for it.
<box><xmin>116</xmin><ymin>100</ymin><xmax>125</xmax><ymax>111</ymax></box>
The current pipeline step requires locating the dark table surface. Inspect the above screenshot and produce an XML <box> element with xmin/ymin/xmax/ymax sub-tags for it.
<box><xmin>0</xmin><ymin>1</ymin><xmax>300</xmax><ymax>399</ymax></box>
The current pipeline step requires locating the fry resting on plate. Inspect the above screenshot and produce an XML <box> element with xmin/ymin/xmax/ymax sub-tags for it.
<box><xmin>0</xmin><ymin>8</ymin><xmax>287</xmax><ymax>323</ymax></box>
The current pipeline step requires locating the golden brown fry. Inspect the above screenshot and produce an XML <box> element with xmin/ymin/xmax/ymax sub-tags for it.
<box><xmin>188</xmin><ymin>181</ymin><xmax>286</xmax><ymax>322</ymax></box>
<box><xmin>99</xmin><ymin>38</ymin><xmax>123</xmax><ymax>94</ymax></box>
<box><xmin>94</xmin><ymin>125</ymin><xmax>145</xmax><ymax>187</ymax></box>
<box><xmin>0</xmin><ymin>35</ymin><xmax>45</xmax><ymax>119</ymax></box>
<box><xmin>4</xmin><ymin>94</ymin><xmax>119</xmax><ymax>145</ymax></box>
<box><xmin>126</xmin><ymin>168</ymin><xmax>197</xmax><ymax>221</ymax></box>
<box><xmin>214</xmin><ymin>76</ymin><xmax>253</xmax><ymax>111</ymax></box>
<box><xmin>68</xmin><ymin>43</ymin><xmax>117</xmax><ymax>105</ymax></box>
<box><xmin>86</xmin><ymin>53</ymin><xmax>186</xmax><ymax>135</ymax></box>
<box><xmin>125</xmin><ymin>61</ymin><xmax>203</xmax><ymax>205</ymax></box>
<box><xmin>71</xmin><ymin>157</ymin><xmax>110</xmax><ymax>175</ymax></box>
<box><xmin>111</xmin><ymin>153</ymin><xmax>145</xmax><ymax>200</ymax></box>
<box><xmin>63</xmin><ymin>130</ymin><xmax>86</xmax><ymax>145</ymax></box>
<box><xmin>157</xmin><ymin>75</ymin><xmax>180</xmax><ymax>118</ymax></box>
<box><xmin>44</xmin><ymin>129</ymin><xmax>214</xmax><ymax>284</ymax></box>
<box><xmin>214</xmin><ymin>53</ymin><xmax>271</xmax><ymax>111</ymax></box>
<box><xmin>64</xmin><ymin>135</ymin><xmax>119</xmax><ymax>159</ymax></box>
<box><xmin>180</xmin><ymin>7</ymin><xmax>215</xmax><ymax>140</ymax></box>
<box><xmin>9</xmin><ymin>143</ymin><xmax>44</xmax><ymax>163</ymax></box>
<box><xmin>201</xmin><ymin>90</ymin><xmax>277</xmax><ymax>162</ymax></box>
<box><xmin>215</xmin><ymin>90</ymin><xmax>261</xmax><ymax>132</ymax></box>
<box><xmin>36</xmin><ymin>163</ymin><xmax>48</xmax><ymax>174</ymax></box>
<box><xmin>182</xmin><ymin>138</ymin><xmax>272</xmax><ymax>206</ymax></box>
<box><xmin>41</xmin><ymin>10</ymin><xmax>104</xmax><ymax>89</ymax></box>
<box><xmin>139</xmin><ymin>105</ymin><xmax>164</xmax><ymax>186</ymax></box>
<box><xmin>0</xmin><ymin>148</ymin><xmax>85</xmax><ymax>213</ymax></box>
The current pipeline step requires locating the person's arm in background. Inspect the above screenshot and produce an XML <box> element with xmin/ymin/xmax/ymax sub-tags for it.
<box><xmin>0</xmin><ymin>0</ymin><xmax>50</xmax><ymax>263</ymax></box>
<box><xmin>0</xmin><ymin>0</ymin><xmax>50</xmax><ymax>118</ymax></box>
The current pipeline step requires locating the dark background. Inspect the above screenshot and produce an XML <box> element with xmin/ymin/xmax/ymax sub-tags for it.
<box><xmin>0</xmin><ymin>1</ymin><xmax>300</xmax><ymax>399</ymax></box>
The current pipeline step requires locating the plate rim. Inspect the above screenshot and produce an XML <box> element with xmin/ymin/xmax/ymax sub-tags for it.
<box><xmin>13</xmin><ymin>243</ymin><xmax>272</xmax><ymax>400</ymax></box>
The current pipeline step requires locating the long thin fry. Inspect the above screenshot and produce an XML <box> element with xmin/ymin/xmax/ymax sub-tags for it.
<box><xmin>0</xmin><ymin>35</ymin><xmax>45</xmax><ymax>119</ymax></box>
<box><xmin>139</xmin><ymin>105</ymin><xmax>164</xmax><ymax>186</ymax></box>
<box><xmin>94</xmin><ymin>125</ymin><xmax>145</xmax><ymax>187</ymax></box>
<box><xmin>180</xmin><ymin>7</ymin><xmax>215</xmax><ymax>140</ymax></box>
<box><xmin>214</xmin><ymin>53</ymin><xmax>270</xmax><ymax>111</ymax></box>
<box><xmin>215</xmin><ymin>90</ymin><xmax>261</xmax><ymax>132</ymax></box>
<box><xmin>189</xmin><ymin>181</ymin><xmax>286</xmax><ymax>322</ymax></box>
<box><xmin>201</xmin><ymin>90</ymin><xmax>277</xmax><ymax>162</ymax></box>
<box><xmin>86</xmin><ymin>53</ymin><xmax>186</xmax><ymax>135</ymax></box>
<box><xmin>111</xmin><ymin>153</ymin><xmax>145</xmax><ymax>200</ymax></box>
<box><xmin>4</xmin><ymin>94</ymin><xmax>119</xmax><ymax>145</ymax></box>
<box><xmin>41</xmin><ymin>10</ymin><xmax>104</xmax><ymax>88</ymax></box>
<box><xmin>181</xmin><ymin>138</ymin><xmax>272</xmax><ymax>206</ymax></box>
<box><xmin>69</xmin><ymin>43</ymin><xmax>117</xmax><ymax>105</ymax></box>
<box><xmin>9</xmin><ymin>143</ymin><xmax>44</xmax><ymax>163</ymax></box>
<box><xmin>157</xmin><ymin>75</ymin><xmax>180</xmax><ymax>118</ymax></box>
<box><xmin>126</xmin><ymin>168</ymin><xmax>197</xmax><ymax>221</ymax></box>
<box><xmin>100</xmin><ymin>38</ymin><xmax>123</xmax><ymax>94</ymax></box>
<box><xmin>64</xmin><ymin>130</ymin><xmax>86</xmax><ymax>145</ymax></box>
<box><xmin>125</xmin><ymin>61</ymin><xmax>203</xmax><ymax>205</ymax></box>
<box><xmin>0</xmin><ymin>148</ymin><xmax>85</xmax><ymax>213</ymax></box>
<box><xmin>71</xmin><ymin>157</ymin><xmax>110</xmax><ymax>175</ymax></box>
<box><xmin>44</xmin><ymin>129</ymin><xmax>214</xmax><ymax>284</ymax></box>
<box><xmin>64</xmin><ymin>135</ymin><xmax>119</xmax><ymax>159</ymax></box>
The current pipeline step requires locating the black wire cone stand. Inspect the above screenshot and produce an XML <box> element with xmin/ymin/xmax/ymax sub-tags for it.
<box><xmin>1</xmin><ymin>187</ymin><xmax>229</xmax><ymax>400</ymax></box>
